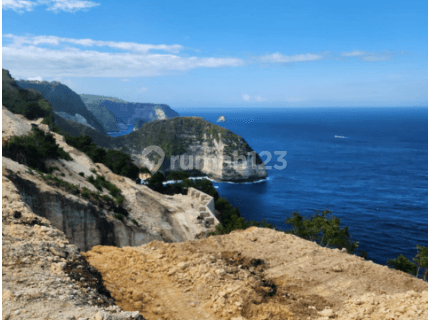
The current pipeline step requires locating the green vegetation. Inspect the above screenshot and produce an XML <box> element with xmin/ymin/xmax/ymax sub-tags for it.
<box><xmin>3</xmin><ymin>128</ymin><xmax>72</xmax><ymax>173</ymax></box>
<box><xmin>132</xmin><ymin>219</ymin><xmax>139</xmax><ymax>225</ymax></box>
<box><xmin>86</xmin><ymin>174</ymin><xmax>124</xmax><ymax>204</ymax></box>
<box><xmin>2</xmin><ymin>69</ymin><xmax>54</xmax><ymax>128</ymax></box>
<box><xmin>414</xmin><ymin>245</ymin><xmax>428</xmax><ymax>280</ymax></box>
<box><xmin>17</xmin><ymin>79</ymin><xmax>107</xmax><ymax>134</ymax></box>
<box><xmin>133</xmin><ymin>118</ymin><xmax>147</xmax><ymax>131</ymax></box>
<box><xmin>79</xmin><ymin>172</ymin><xmax>85</xmax><ymax>177</ymax></box>
<box><xmin>284</xmin><ymin>210</ymin><xmax>359</xmax><ymax>253</ymax></box>
<box><xmin>387</xmin><ymin>254</ymin><xmax>417</xmax><ymax>276</ymax></box>
<box><xmin>64</xmin><ymin>134</ymin><xmax>139</xmax><ymax>179</ymax></box>
<box><xmin>145</xmin><ymin>171</ymin><xmax>272</xmax><ymax>235</ymax></box>
<box><xmin>114</xmin><ymin>213</ymin><xmax>125</xmax><ymax>221</ymax></box>
<box><xmin>387</xmin><ymin>245</ymin><xmax>428</xmax><ymax>280</ymax></box>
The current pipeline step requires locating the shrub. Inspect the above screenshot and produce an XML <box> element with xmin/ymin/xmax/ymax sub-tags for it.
<box><xmin>102</xmin><ymin>195</ymin><xmax>114</xmax><ymax>203</ymax></box>
<box><xmin>132</xmin><ymin>219</ymin><xmax>138</xmax><ymax>225</ymax></box>
<box><xmin>387</xmin><ymin>254</ymin><xmax>417</xmax><ymax>276</ymax></box>
<box><xmin>3</xmin><ymin>128</ymin><xmax>72</xmax><ymax>172</ymax></box>
<box><xmin>81</xmin><ymin>187</ymin><xmax>91</xmax><ymax>199</ymax></box>
<box><xmin>114</xmin><ymin>213</ymin><xmax>124</xmax><ymax>221</ymax></box>
<box><xmin>64</xmin><ymin>134</ymin><xmax>139</xmax><ymax>179</ymax></box>
<box><xmin>285</xmin><ymin>210</ymin><xmax>359</xmax><ymax>253</ymax></box>
<box><xmin>79</xmin><ymin>172</ymin><xmax>85</xmax><ymax>177</ymax></box>
<box><xmin>47</xmin><ymin>166</ymin><xmax>60</xmax><ymax>173</ymax></box>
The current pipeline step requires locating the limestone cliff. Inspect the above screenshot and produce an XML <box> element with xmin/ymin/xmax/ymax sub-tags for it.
<box><xmin>49</xmin><ymin>115</ymin><xmax>267</xmax><ymax>182</ymax></box>
<box><xmin>113</xmin><ymin>117</ymin><xmax>268</xmax><ymax>182</ymax></box>
<box><xmin>79</xmin><ymin>94</ymin><xmax>179</xmax><ymax>132</ymax></box>
<box><xmin>2</xmin><ymin>108</ymin><xmax>219</xmax><ymax>252</ymax></box>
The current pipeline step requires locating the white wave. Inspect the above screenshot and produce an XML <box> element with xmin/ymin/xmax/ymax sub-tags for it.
<box><xmin>335</xmin><ymin>135</ymin><xmax>347</xmax><ymax>139</ymax></box>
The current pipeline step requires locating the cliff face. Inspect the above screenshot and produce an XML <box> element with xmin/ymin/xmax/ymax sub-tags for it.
<box><xmin>114</xmin><ymin>117</ymin><xmax>268</xmax><ymax>182</ymax></box>
<box><xmin>2</xmin><ymin>108</ymin><xmax>219</xmax><ymax>252</ymax></box>
<box><xmin>16</xmin><ymin>80</ymin><xmax>107</xmax><ymax>135</ymax></box>
<box><xmin>49</xmin><ymin>115</ymin><xmax>266</xmax><ymax>182</ymax></box>
<box><xmin>79</xmin><ymin>94</ymin><xmax>179</xmax><ymax>132</ymax></box>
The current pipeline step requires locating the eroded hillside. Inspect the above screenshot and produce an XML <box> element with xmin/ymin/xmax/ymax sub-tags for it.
<box><xmin>84</xmin><ymin>228</ymin><xmax>428</xmax><ymax>320</ymax></box>
<box><xmin>2</xmin><ymin>107</ymin><xmax>219</xmax><ymax>251</ymax></box>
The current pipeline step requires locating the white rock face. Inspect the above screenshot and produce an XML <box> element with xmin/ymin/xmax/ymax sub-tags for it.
<box><xmin>2</xmin><ymin>109</ymin><xmax>219</xmax><ymax>252</ymax></box>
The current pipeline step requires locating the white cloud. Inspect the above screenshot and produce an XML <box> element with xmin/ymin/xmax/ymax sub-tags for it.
<box><xmin>242</xmin><ymin>94</ymin><xmax>267</xmax><ymax>102</ymax></box>
<box><xmin>341</xmin><ymin>51</ymin><xmax>366</xmax><ymax>57</ymax></box>
<box><xmin>242</xmin><ymin>94</ymin><xmax>251</xmax><ymax>102</ymax></box>
<box><xmin>2</xmin><ymin>0</ymin><xmax>37</xmax><ymax>12</ymax></box>
<box><xmin>120</xmin><ymin>78</ymin><xmax>130</xmax><ymax>82</ymax></box>
<box><xmin>27</xmin><ymin>76</ymin><xmax>43</xmax><ymax>81</ymax></box>
<box><xmin>2</xmin><ymin>34</ymin><xmax>245</xmax><ymax>78</ymax></box>
<box><xmin>4</xmin><ymin>34</ymin><xmax>183</xmax><ymax>53</ymax></box>
<box><xmin>259</xmin><ymin>52</ymin><xmax>323</xmax><ymax>63</ymax></box>
<box><xmin>2</xmin><ymin>0</ymin><xmax>99</xmax><ymax>13</ymax></box>
<box><xmin>139</xmin><ymin>87</ymin><xmax>148</xmax><ymax>92</ymax></box>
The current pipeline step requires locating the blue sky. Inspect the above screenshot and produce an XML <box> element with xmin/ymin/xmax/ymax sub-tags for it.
<box><xmin>2</xmin><ymin>0</ymin><xmax>428</xmax><ymax>108</ymax></box>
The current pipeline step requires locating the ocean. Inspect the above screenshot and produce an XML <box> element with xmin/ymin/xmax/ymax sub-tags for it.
<box><xmin>111</xmin><ymin>107</ymin><xmax>428</xmax><ymax>265</ymax></box>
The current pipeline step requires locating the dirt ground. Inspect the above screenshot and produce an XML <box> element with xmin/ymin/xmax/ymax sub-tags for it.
<box><xmin>83</xmin><ymin>227</ymin><xmax>428</xmax><ymax>320</ymax></box>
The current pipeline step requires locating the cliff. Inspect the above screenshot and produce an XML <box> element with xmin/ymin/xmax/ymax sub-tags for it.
<box><xmin>49</xmin><ymin>115</ymin><xmax>267</xmax><ymax>182</ymax></box>
<box><xmin>2</xmin><ymin>172</ymin><xmax>146</xmax><ymax>320</ymax></box>
<box><xmin>16</xmin><ymin>80</ymin><xmax>107</xmax><ymax>135</ymax></box>
<box><xmin>79</xmin><ymin>94</ymin><xmax>179</xmax><ymax>132</ymax></box>
<box><xmin>2</xmin><ymin>108</ymin><xmax>219</xmax><ymax>252</ymax></box>
<box><xmin>113</xmin><ymin>117</ymin><xmax>267</xmax><ymax>182</ymax></box>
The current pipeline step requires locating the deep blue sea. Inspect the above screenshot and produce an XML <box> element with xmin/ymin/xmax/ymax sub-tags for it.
<box><xmin>112</xmin><ymin>107</ymin><xmax>428</xmax><ymax>265</ymax></box>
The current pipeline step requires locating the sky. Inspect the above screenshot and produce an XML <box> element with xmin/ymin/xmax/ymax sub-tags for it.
<box><xmin>2</xmin><ymin>0</ymin><xmax>428</xmax><ymax>108</ymax></box>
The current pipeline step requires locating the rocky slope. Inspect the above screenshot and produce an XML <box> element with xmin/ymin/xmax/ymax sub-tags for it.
<box><xmin>16</xmin><ymin>80</ymin><xmax>107</xmax><ymax>135</ymax></box>
<box><xmin>2</xmin><ymin>172</ymin><xmax>146</xmax><ymax>320</ymax></box>
<box><xmin>79</xmin><ymin>94</ymin><xmax>179</xmax><ymax>132</ymax></box>
<box><xmin>84</xmin><ymin>227</ymin><xmax>428</xmax><ymax>320</ymax></box>
<box><xmin>2</xmin><ymin>107</ymin><xmax>219</xmax><ymax>251</ymax></box>
<box><xmin>50</xmin><ymin>115</ymin><xmax>267</xmax><ymax>182</ymax></box>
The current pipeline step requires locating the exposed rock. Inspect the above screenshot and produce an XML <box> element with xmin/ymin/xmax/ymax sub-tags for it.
<box><xmin>84</xmin><ymin>227</ymin><xmax>428</xmax><ymax>320</ymax></box>
<box><xmin>2</xmin><ymin>109</ymin><xmax>219</xmax><ymax>252</ymax></box>
<box><xmin>2</xmin><ymin>175</ymin><xmax>146</xmax><ymax>320</ymax></box>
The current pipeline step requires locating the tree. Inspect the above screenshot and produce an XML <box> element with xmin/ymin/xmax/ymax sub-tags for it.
<box><xmin>387</xmin><ymin>254</ymin><xmax>417</xmax><ymax>276</ymax></box>
<box><xmin>285</xmin><ymin>209</ymin><xmax>359</xmax><ymax>253</ymax></box>
<box><xmin>413</xmin><ymin>245</ymin><xmax>428</xmax><ymax>280</ymax></box>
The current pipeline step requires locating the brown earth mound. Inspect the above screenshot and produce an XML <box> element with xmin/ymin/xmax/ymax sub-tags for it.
<box><xmin>83</xmin><ymin>227</ymin><xmax>428</xmax><ymax>320</ymax></box>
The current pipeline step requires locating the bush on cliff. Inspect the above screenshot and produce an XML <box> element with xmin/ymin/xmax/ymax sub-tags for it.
<box><xmin>387</xmin><ymin>254</ymin><xmax>417</xmax><ymax>276</ymax></box>
<box><xmin>3</xmin><ymin>128</ymin><xmax>72</xmax><ymax>172</ymax></box>
<box><xmin>64</xmin><ymin>134</ymin><xmax>139</xmax><ymax>179</ymax></box>
<box><xmin>285</xmin><ymin>210</ymin><xmax>359</xmax><ymax>254</ymax></box>
<box><xmin>388</xmin><ymin>245</ymin><xmax>428</xmax><ymax>280</ymax></box>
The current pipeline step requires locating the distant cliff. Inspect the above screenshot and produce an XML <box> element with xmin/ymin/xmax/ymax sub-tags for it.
<box><xmin>113</xmin><ymin>117</ymin><xmax>267</xmax><ymax>182</ymax></box>
<box><xmin>51</xmin><ymin>115</ymin><xmax>266</xmax><ymax>182</ymax></box>
<box><xmin>17</xmin><ymin>80</ymin><xmax>107</xmax><ymax>135</ymax></box>
<box><xmin>79</xmin><ymin>94</ymin><xmax>179</xmax><ymax>131</ymax></box>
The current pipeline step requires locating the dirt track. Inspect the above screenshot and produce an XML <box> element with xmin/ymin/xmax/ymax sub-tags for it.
<box><xmin>83</xmin><ymin>227</ymin><xmax>428</xmax><ymax>320</ymax></box>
